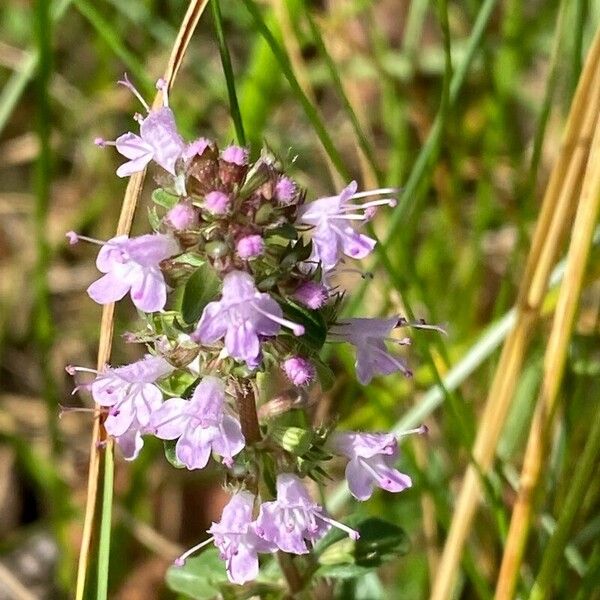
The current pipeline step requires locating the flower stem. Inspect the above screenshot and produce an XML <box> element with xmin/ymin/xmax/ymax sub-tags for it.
<box><xmin>235</xmin><ymin>380</ymin><xmax>262</xmax><ymax>444</ymax></box>
<box><xmin>277</xmin><ymin>551</ymin><xmax>304</xmax><ymax>596</ymax></box>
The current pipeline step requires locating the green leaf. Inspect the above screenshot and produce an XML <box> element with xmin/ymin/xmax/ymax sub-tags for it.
<box><xmin>157</xmin><ymin>371</ymin><xmax>198</xmax><ymax>397</ymax></box>
<box><xmin>172</xmin><ymin>252</ymin><xmax>206</xmax><ymax>268</ymax></box>
<box><xmin>281</xmin><ymin>302</ymin><xmax>327</xmax><ymax>351</ymax></box>
<box><xmin>166</xmin><ymin>548</ymin><xmax>228</xmax><ymax>599</ymax></box>
<box><xmin>152</xmin><ymin>188</ymin><xmax>179</xmax><ymax>209</ymax></box>
<box><xmin>313</xmin><ymin>356</ymin><xmax>335</xmax><ymax>391</ymax></box>
<box><xmin>354</xmin><ymin>518</ymin><xmax>410</xmax><ymax>567</ymax></box>
<box><xmin>164</xmin><ymin>440</ymin><xmax>185</xmax><ymax>469</ymax></box>
<box><xmin>315</xmin><ymin>563</ymin><xmax>372</xmax><ymax>580</ymax></box>
<box><xmin>182</xmin><ymin>263</ymin><xmax>222</xmax><ymax>324</ymax></box>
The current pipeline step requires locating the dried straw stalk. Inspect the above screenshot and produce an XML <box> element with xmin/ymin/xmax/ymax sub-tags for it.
<box><xmin>430</xmin><ymin>25</ymin><xmax>600</xmax><ymax>600</ymax></box>
<box><xmin>74</xmin><ymin>2</ymin><xmax>210</xmax><ymax>598</ymax></box>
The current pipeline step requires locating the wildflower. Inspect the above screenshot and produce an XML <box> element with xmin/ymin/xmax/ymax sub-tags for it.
<box><xmin>149</xmin><ymin>376</ymin><xmax>245</xmax><ymax>469</ymax></box>
<box><xmin>72</xmin><ymin>232</ymin><xmax>179</xmax><ymax>312</ymax></box>
<box><xmin>88</xmin><ymin>355</ymin><xmax>174</xmax><ymax>437</ymax></box>
<box><xmin>327</xmin><ymin>431</ymin><xmax>416</xmax><ymax>500</ymax></box>
<box><xmin>192</xmin><ymin>271</ymin><xmax>304</xmax><ymax>367</ymax></box>
<box><xmin>165</xmin><ymin>201</ymin><xmax>198</xmax><ymax>230</ymax></box>
<box><xmin>282</xmin><ymin>356</ymin><xmax>315</xmax><ymax>386</ymax></box>
<box><xmin>275</xmin><ymin>176</ymin><xmax>297</xmax><ymax>205</ymax></box>
<box><xmin>96</xmin><ymin>76</ymin><xmax>184</xmax><ymax>177</ymax></box>
<box><xmin>204</xmin><ymin>190</ymin><xmax>231</xmax><ymax>215</ymax></box>
<box><xmin>329</xmin><ymin>316</ymin><xmax>411</xmax><ymax>385</ymax></box>
<box><xmin>292</xmin><ymin>280</ymin><xmax>328</xmax><ymax>309</ymax></box>
<box><xmin>221</xmin><ymin>145</ymin><xmax>248</xmax><ymax>165</ymax></box>
<box><xmin>236</xmin><ymin>234</ymin><xmax>264</xmax><ymax>259</ymax></box>
<box><xmin>255</xmin><ymin>473</ymin><xmax>359</xmax><ymax>554</ymax></box>
<box><xmin>298</xmin><ymin>181</ymin><xmax>396</xmax><ymax>271</ymax></box>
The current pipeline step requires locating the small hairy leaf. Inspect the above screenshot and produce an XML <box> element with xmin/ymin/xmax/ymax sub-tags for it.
<box><xmin>166</xmin><ymin>548</ymin><xmax>227</xmax><ymax>599</ymax></box>
<box><xmin>152</xmin><ymin>187</ymin><xmax>179</xmax><ymax>209</ymax></box>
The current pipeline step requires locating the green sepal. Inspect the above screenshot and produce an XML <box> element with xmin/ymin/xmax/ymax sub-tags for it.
<box><xmin>152</xmin><ymin>188</ymin><xmax>179</xmax><ymax>209</ymax></box>
<box><xmin>271</xmin><ymin>425</ymin><xmax>313</xmax><ymax>456</ymax></box>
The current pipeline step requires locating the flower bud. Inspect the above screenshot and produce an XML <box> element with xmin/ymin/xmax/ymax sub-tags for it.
<box><xmin>271</xmin><ymin>425</ymin><xmax>313</xmax><ymax>456</ymax></box>
<box><xmin>283</xmin><ymin>356</ymin><xmax>315</xmax><ymax>386</ymax></box>
<box><xmin>205</xmin><ymin>240</ymin><xmax>230</xmax><ymax>259</ymax></box>
<box><xmin>236</xmin><ymin>234</ymin><xmax>264</xmax><ymax>259</ymax></box>
<box><xmin>293</xmin><ymin>281</ymin><xmax>328</xmax><ymax>309</ymax></box>
<box><xmin>165</xmin><ymin>201</ymin><xmax>198</xmax><ymax>230</ymax></box>
<box><xmin>204</xmin><ymin>191</ymin><xmax>230</xmax><ymax>215</ymax></box>
<box><xmin>275</xmin><ymin>176</ymin><xmax>297</xmax><ymax>205</ymax></box>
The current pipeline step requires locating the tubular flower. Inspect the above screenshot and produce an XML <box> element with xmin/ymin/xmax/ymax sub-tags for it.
<box><xmin>327</xmin><ymin>431</ymin><xmax>412</xmax><ymax>501</ymax></box>
<box><xmin>149</xmin><ymin>376</ymin><xmax>245</xmax><ymax>469</ymax></box>
<box><xmin>192</xmin><ymin>271</ymin><xmax>304</xmax><ymax>367</ymax></box>
<box><xmin>255</xmin><ymin>473</ymin><xmax>359</xmax><ymax>554</ymax></box>
<box><xmin>96</xmin><ymin>76</ymin><xmax>185</xmax><ymax>177</ymax></box>
<box><xmin>329</xmin><ymin>316</ymin><xmax>411</xmax><ymax>384</ymax></box>
<box><xmin>85</xmin><ymin>233</ymin><xmax>179</xmax><ymax>312</ymax></box>
<box><xmin>298</xmin><ymin>181</ymin><xmax>396</xmax><ymax>271</ymax></box>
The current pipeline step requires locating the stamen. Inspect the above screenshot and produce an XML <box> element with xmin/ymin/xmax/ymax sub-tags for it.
<box><xmin>373</xmin><ymin>345</ymin><xmax>412</xmax><ymax>377</ymax></box>
<box><xmin>118</xmin><ymin>73</ymin><xmax>150</xmax><ymax>111</ymax></box>
<box><xmin>66</xmin><ymin>365</ymin><xmax>100</xmax><ymax>375</ymax></box>
<box><xmin>65</xmin><ymin>233</ymin><xmax>107</xmax><ymax>247</ymax></box>
<box><xmin>342</xmin><ymin>198</ymin><xmax>397</xmax><ymax>212</ymax></box>
<box><xmin>351</xmin><ymin>188</ymin><xmax>399</xmax><ymax>199</ymax></box>
<box><xmin>337</xmin><ymin>267</ymin><xmax>373</xmax><ymax>280</ymax></box>
<box><xmin>58</xmin><ymin>404</ymin><xmax>97</xmax><ymax>418</ymax></box>
<box><xmin>94</xmin><ymin>137</ymin><xmax>115</xmax><ymax>148</ymax></box>
<box><xmin>251</xmin><ymin>303</ymin><xmax>305</xmax><ymax>336</ymax></box>
<box><xmin>385</xmin><ymin>336</ymin><xmax>411</xmax><ymax>346</ymax></box>
<box><xmin>174</xmin><ymin>537</ymin><xmax>214</xmax><ymax>567</ymax></box>
<box><xmin>398</xmin><ymin>318</ymin><xmax>447</xmax><ymax>335</ymax></box>
<box><xmin>317</xmin><ymin>513</ymin><xmax>360</xmax><ymax>540</ymax></box>
<box><xmin>398</xmin><ymin>425</ymin><xmax>428</xmax><ymax>437</ymax></box>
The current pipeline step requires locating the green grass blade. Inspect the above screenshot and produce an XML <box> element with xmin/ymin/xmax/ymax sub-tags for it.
<box><xmin>97</xmin><ymin>448</ymin><xmax>115</xmax><ymax>600</ymax></box>
<box><xmin>73</xmin><ymin>0</ymin><xmax>152</xmax><ymax>94</ymax></box>
<box><xmin>211</xmin><ymin>0</ymin><xmax>246</xmax><ymax>146</ymax></box>
<box><xmin>529</xmin><ymin>414</ymin><xmax>600</xmax><ymax>600</ymax></box>
<box><xmin>241</xmin><ymin>0</ymin><xmax>349</xmax><ymax>179</ymax></box>
<box><xmin>302</xmin><ymin>4</ymin><xmax>382</xmax><ymax>182</ymax></box>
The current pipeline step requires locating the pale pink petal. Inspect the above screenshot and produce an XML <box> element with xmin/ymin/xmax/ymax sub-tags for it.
<box><xmin>150</xmin><ymin>397</ymin><xmax>190</xmax><ymax>439</ymax></box>
<box><xmin>129</xmin><ymin>268</ymin><xmax>167</xmax><ymax>312</ymax></box>
<box><xmin>87</xmin><ymin>272</ymin><xmax>131</xmax><ymax>305</ymax></box>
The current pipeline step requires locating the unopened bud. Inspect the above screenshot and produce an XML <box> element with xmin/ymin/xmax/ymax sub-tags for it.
<box><xmin>271</xmin><ymin>425</ymin><xmax>312</xmax><ymax>456</ymax></box>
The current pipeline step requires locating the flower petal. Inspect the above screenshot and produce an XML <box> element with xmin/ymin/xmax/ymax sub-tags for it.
<box><xmin>149</xmin><ymin>397</ymin><xmax>189</xmax><ymax>439</ymax></box>
<box><xmin>176</xmin><ymin>427</ymin><xmax>213</xmax><ymax>470</ymax></box>
<box><xmin>129</xmin><ymin>268</ymin><xmax>167</xmax><ymax>312</ymax></box>
<box><xmin>87</xmin><ymin>272</ymin><xmax>131</xmax><ymax>305</ymax></box>
<box><xmin>345</xmin><ymin>458</ymin><xmax>375</xmax><ymax>501</ymax></box>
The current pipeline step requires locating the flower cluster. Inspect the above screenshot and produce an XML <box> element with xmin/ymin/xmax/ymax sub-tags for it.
<box><xmin>68</xmin><ymin>76</ymin><xmax>439</xmax><ymax>587</ymax></box>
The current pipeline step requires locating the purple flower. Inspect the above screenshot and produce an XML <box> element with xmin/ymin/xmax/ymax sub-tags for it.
<box><xmin>149</xmin><ymin>376</ymin><xmax>244</xmax><ymax>469</ymax></box>
<box><xmin>192</xmin><ymin>271</ymin><xmax>304</xmax><ymax>367</ymax></box>
<box><xmin>327</xmin><ymin>432</ymin><xmax>412</xmax><ymax>500</ymax></box>
<box><xmin>255</xmin><ymin>474</ymin><xmax>359</xmax><ymax>554</ymax></box>
<box><xmin>298</xmin><ymin>181</ymin><xmax>396</xmax><ymax>271</ymax></box>
<box><xmin>275</xmin><ymin>176</ymin><xmax>297</xmax><ymax>205</ymax></box>
<box><xmin>89</xmin><ymin>355</ymin><xmax>174</xmax><ymax>439</ymax></box>
<box><xmin>236</xmin><ymin>234</ymin><xmax>264</xmax><ymax>259</ymax></box>
<box><xmin>221</xmin><ymin>145</ymin><xmax>248</xmax><ymax>165</ymax></box>
<box><xmin>283</xmin><ymin>356</ymin><xmax>315</xmax><ymax>386</ymax></box>
<box><xmin>96</xmin><ymin>76</ymin><xmax>185</xmax><ymax>177</ymax></box>
<box><xmin>165</xmin><ymin>201</ymin><xmax>198</xmax><ymax>230</ymax></box>
<box><xmin>329</xmin><ymin>317</ymin><xmax>411</xmax><ymax>384</ymax></box>
<box><xmin>85</xmin><ymin>233</ymin><xmax>179</xmax><ymax>312</ymax></box>
<box><xmin>209</xmin><ymin>492</ymin><xmax>276</xmax><ymax>584</ymax></box>
<box><xmin>204</xmin><ymin>190</ymin><xmax>231</xmax><ymax>215</ymax></box>
<box><xmin>293</xmin><ymin>281</ymin><xmax>328</xmax><ymax>309</ymax></box>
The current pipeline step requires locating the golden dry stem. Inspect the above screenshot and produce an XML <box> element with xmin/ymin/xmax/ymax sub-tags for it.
<box><xmin>430</xmin><ymin>25</ymin><xmax>600</xmax><ymax>600</ymax></box>
<box><xmin>494</xmin><ymin>75</ymin><xmax>600</xmax><ymax>600</ymax></box>
<box><xmin>74</xmin><ymin>2</ymin><xmax>210</xmax><ymax>598</ymax></box>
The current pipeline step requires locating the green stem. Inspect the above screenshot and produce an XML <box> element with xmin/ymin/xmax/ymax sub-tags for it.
<box><xmin>97</xmin><ymin>446</ymin><xmax>115</xmax><ymax>600</ymax></box>
<box><xmin>529</xmin><ymin>414</ymin><xmax>600</xmax><ymax>600</ymax></box>
<box><xmin>211</xmin><ymin>0</ymin><xmax>246</xmax><ymax>146</ymax></box>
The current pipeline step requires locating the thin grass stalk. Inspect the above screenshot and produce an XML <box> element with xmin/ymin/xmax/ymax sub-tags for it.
<box><xmin>303</xmin><ymin>2</ymin><xmax>381</xmax><ymax>185</ymax></box>
<box><xmin>494</xmin><ymin>103</ymin><xmax>600</xmax><ymax>600</ymax></box>
<box><xmin>528</xmin><ymin>414</ymin><xmax>600</xmax><ymax>600</ymax></box>
<box><xmin>211</xmin><ymin>0</ymin><xmax>246</xmax><ymax>146</ymax></box>
<box><xmin>346</xmin><ymin>0</ymin><xmax>499</xmax><ymax>316</ymax></box>
<box><xmin>269</xmin><ymin>0</ymin><xmax>344</xmax><ymax>189</ymax></box>
<box><xmin>430</xmin><ymin>27</ymin><xmax>600</xmax><ymax>600</ymax></box>
<box><xmin>74</xmin><ymin>2</ymin><xmax>210</xmax><ymax>598</ymax></box>
<box><xmin>0</xmin><ymin>0</ymin><xmax>73</xmax><ymax>136</ymax></box>
<box><xmin>243</xmin><ymin>0</ymin><xmax>350</xmax><ymax>181</ymax></box>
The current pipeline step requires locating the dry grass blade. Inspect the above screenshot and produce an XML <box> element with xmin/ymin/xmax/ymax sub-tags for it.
<box><xmin>74</xmin><ymin>2</ymin><xmax>209</xmax><ymax>598</ymax></box>
<box><xmin>494</xmin><ymin>94</ymin><xmax>600</xmax><ymax>600</ymax></box>
<box><xmin>430</xmin><ymin>26</ymin><xmax>600</xmax><ymax>600</ymax></box>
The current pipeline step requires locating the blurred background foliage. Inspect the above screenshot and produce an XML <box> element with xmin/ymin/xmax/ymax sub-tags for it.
<box><xmin>1</xmin><ymin>0</ymin><xmax>599</xmax><ymax>598</ymax></box>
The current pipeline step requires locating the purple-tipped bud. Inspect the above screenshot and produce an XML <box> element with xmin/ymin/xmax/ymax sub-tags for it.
<box><xmin>293</xmin><ymin>281</ymin><xmax>328</xmax><ymax>309</ymax></box>
<box><xmin>183</xmin><ymin>137</ymin><xmax>213</xmax><ymax>160</ymax></box>
<box><xmin>204</xmin><ymin>191</ymin><xmax>230</xmax><ymax>215</ymax></box>
<box><xmin>275</xmin><ymin>176</ymin><xmax>297</xmax><ymax>205</ymax></box>
<box><xmin>165</xmin><ymin>201</ymin><xmax>198</xmax><ymax>230</ymax></box>
<box><xmin>283</xmin><ymin>356</ymin><xmax>315</xmax><ymax>386</ymax></box>
<box><xmin>65</xmin><ymin>231</ymin><xmax>80</xmax><ymax>245</ymax></box>
<box><xmin>221</xmin><ymin>145</ymin><xmax>248</xmax><ymax>166</ymax></box>
<box><xmin>236</xmin><ymin>234</ymin><xmax>264</xmax><ymax>259</ymax></box>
